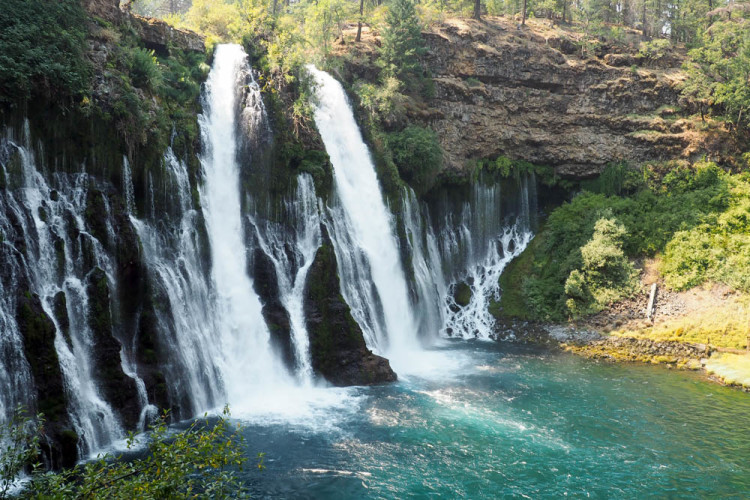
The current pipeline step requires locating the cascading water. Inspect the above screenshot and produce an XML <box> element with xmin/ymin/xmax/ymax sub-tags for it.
<box><xmin>0</xmin><ymin>124</ymin><xmax>125</xmax><ymax>455</ymax></box>
<box><xmin>429</xmin><ymin>177</ymin><xmax>536</xmax><ymax>339</ymax></box>
<box><xmin>198</xmin><ymin>44</ymin><xmax>293</xmax><ymax>407</ymax></box>
<box><xmin>307</xmin><ymin>66</ymin><xmax>420</xmax><ymax>361</ymax></box>
<box><xmin>249</xmin><ymin>174</ymin><xmax>322</xmax><ymax>384</ymax></box>
<box><xmin>129</xmin><ymin>148</ymin><xmax>223</xmax><ymax>418</ymax></box>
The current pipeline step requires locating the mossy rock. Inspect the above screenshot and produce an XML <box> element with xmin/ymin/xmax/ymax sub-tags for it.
<box><xmin>453</xmin><ymin>282</ymin><xmax>472</xmax><ymax>307</ymax></box>
<box><xmin>303</xmin><ymin>226</ymin><xmax>397</xmax><ymax>386</ymax></box>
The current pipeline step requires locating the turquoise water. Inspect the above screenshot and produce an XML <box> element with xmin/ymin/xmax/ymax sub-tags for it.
<box><xmin>238</xmin><ymin>341</ymin><xmax>750</xmax><ymax>498</ymax></box>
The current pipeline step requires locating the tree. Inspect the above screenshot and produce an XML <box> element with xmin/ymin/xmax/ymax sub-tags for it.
<box><xmin>683</xmin><ymin>18</ymin><xmax>750</xmax><ymax>128</ymax></box>
<box><xmin>379</xmin><ymin>0</ymin><xmax>426</xmax><ymax>83</ymax></box>
<box><xmin>1</xmin><ymin>406</ymin><xmax>253</xmax><ymax>499</ymax></box>
<box><xmin>565</xmin><ymin>216</ymin><xmax>638</xmax><ymax>317</ymax></box>
<box><xmin>356</xmin><ymin>0</ymin><xmax>365</xmax><ymax>41</ymax></box>
<box><xmin>473</xmin><ymin>0</ymin><xmax>482</xmax><ymax>20</ymax></box>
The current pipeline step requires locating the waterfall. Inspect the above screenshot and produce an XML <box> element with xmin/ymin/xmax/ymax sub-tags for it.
<box><xmin>0</xmin><ymin>124</ymin><xmax>125</xmax><ymax>454</ymax></box>
<box><xmin>307</xmin><ymin>66</ymin><xmax>420</xmax><ymax>360</ymax></box>
<box><xmin>249</xmin><ymin>174</ymin><xmax>322</xmax><ymax>384</ymax></box>
<box><xmin>198</xmin><ymin>44</ymin><xmax>293</xmax><ymax>407</ymax></box>
<box><xmin>129</xmin><ymin>149</ymin><xmax>222</xmax><ymax>418</ymax></box>
<box><xmin>430</xmin><ymin>178</ymin><xmax>536</xmax><ymax>339</ymax></box>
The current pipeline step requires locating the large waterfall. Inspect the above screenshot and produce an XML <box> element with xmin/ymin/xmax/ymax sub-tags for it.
<box><xmin>307</xmin><ymin>67</ymin><xmax>421</xmax><ymax>361</ymax></box>
<box><xmin>0</xmin><ymin>46</ymin><xmax>537</xmax><ymax>461</ymax></box>
<box><xmin>198</xmin><ymin>44</ymin><xmax>292</xmax><ymax>406</ymax></box>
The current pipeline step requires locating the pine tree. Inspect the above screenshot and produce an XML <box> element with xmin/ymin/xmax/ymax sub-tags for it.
<box><xmin>379</xmin><ymin>0</ymin><xmax>426</xmax><ymax>82</ymax></box>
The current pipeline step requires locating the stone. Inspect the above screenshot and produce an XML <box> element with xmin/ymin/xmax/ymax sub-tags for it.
<box><xmin>252</xmin><ymin>248</ymin><xmax>296</xmax><ymax>370</ymax></box>
<box><xmin>86</xmin><ymin>267</ymin><xmax>141</xmax><ymax>429</ymax></box>
<box><xmin>16</xmin><ymin>291</ymin><xmax>77</xmax><ymax>469</ymax></box>
<box><xmin>303</xmin><ymin>227</ymin><xmax>397</xmax><ymax>386</ymax></box>
<box><xmin>130</xmin><ymin>15</ymin><xmax>205</xmax><ymax>56</ymax></box>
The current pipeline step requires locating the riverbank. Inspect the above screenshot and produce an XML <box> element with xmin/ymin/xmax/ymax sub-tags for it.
<box><xmin>496</xmin><ymin>282</ymin><xmax>750</xmax><ymax>391</ymax></box>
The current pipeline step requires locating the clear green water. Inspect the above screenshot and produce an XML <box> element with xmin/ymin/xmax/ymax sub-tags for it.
<box><xmin>237</xmin><ymin>341</ymin><xmax>750</xmax><ymax>499</ymax></box>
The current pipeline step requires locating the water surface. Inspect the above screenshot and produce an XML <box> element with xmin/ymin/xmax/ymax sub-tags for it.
<box><xmin>237</xmin><ymin>341</ymin><xmax>750</xmax><ymax>498</ymax></box>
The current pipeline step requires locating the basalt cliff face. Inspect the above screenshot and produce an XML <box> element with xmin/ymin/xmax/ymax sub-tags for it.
<box><xmin>341</xmin><ymin>18</ymin><xmax>736</xmax><ymax>179</ymax></box>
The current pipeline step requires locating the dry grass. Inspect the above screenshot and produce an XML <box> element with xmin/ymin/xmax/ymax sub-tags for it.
<box><xmin>612</xmin><ymin>291</ymin><xmax>750</xmax><ymax>349</ymax></box>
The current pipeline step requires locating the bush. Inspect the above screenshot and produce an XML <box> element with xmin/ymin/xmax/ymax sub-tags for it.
<box><xmin>564</xmin><ymin>217</ymin><xmax>638</xmax><ymax>317</ymax></box>
<box><xmin>3</xmin><ymin>406</ymin><xmax>253</xmax><ymax>499</ymax></box>
<box><xmin>506</xmin><ymin>160</ymin><xmax>749</xmax><ymax>321</ymax></box>
<box><xmin>0</xmin><ymin>0</ymin><xmax>91</xmax><ymax>103</ymax></box>
<box><xmin>129</xmin><ymin>48</ymin><xmax>162</xmax><ymax>92</ymax></box>
<box><xmin>387</xmin><ymin>126</ymin><xmax>442</xmax><ymax>192</ymax></box>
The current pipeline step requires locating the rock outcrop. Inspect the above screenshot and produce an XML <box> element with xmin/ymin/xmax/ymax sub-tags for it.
<box><xmin>16</xmin><ymin>292</ymin><xmax>78</xmax><ymax>469</ymax></box>
<box><xmin>304</xmin><ymin>227</ymin><xmax>397</xmax><ymax>386</ymax></box>
<box><xmin>341</xmin><ymin>18</ymin><xmax>736</xmax><ymax>179</ymax></box>
<box><xmin>130</xmin><ymin>14</ymin><xmax>205</xmax><ymax>56</ymax></box>
<box><xmin>252</xmin><ymin>248</ymin><xmax>296</xmax><ymax>370</ymax></box>
<box><xmin>83</xmin><ymin>0</ymin><xmax>204</xmax><ymax>55</ymax></box>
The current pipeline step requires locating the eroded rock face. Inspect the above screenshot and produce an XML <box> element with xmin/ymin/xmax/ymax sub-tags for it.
<box><xmin>130</xmin><ymin>14</ymin><xmax>205</xmax><ymax>56</ymax></box>
<box><xmin>86</xmin><ymin>267</ymin><xmax>141</xmax><ymax>430</ymax></box>
<box><xmin>82</xmin><ymin>0</ymin><xmax>122</xmax><ymax>22</ymax></box>
<box><xmin>304</xmin><ymin>227</ymin><xmax>397</xmax><ymax>386</ymax></box>
<box><xmin>252</xmin><ymin>248</ymin><xmax>296</xmax><ymax>370</ymax></box>
<box><xmin>342</xmin><ymin>19</ymin><xmax>735</xmax><ymax>179</ymax></box>
<box><xmin>16</xmin><ymin>292</ymin><xmax>78</xmax><ymax>469</ymax></box>
<box><xmin>82</xmin><ymin>0</ymin><xmax>204</xmax><ymax>55</ymax></box>
<box><xmin>422</xmin><ymin>20</ymin><xmax>689</xmax><ymax>177</ymax></box>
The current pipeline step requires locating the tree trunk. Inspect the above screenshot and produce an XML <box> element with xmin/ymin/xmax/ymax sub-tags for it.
<box><xmin>473</xmin><ymin>0</ymin><xmax>481</xmax><ymax>20</ymax></box>
<box><xmin>522</xmin><ymin>0</ymin><xmax>528</xmax><ymax>25</ymax></box>
<box><xmin>356</xmin><ymin>0</ymin><xmax>364</xmax><ymax>42</ymax></box>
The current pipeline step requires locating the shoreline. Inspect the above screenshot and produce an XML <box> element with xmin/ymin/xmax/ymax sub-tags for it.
<box><xmin>496</xmin><ymin>319</ymin><xmax>750</xmax><ymax>392</ymax></box>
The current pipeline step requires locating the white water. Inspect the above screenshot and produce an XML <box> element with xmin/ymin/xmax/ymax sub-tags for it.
<box><xmin>130</xmin><ymin>149</ymin><xmax>222</xmax><ymax>417</ymax></box>
<box><xmin>307</xmin><ymin>66</ymin><xmax>421</xmax><ymax>368</ymax></box>
<box><xmin>249</xmin><ymin>174</ymin><xmax>321</xmax><ymax>384</ymax></box>
<box><xmin>435</xmin><ymin>180</ymin><xmax>536</xmax><ymax>339</ymax></box>
<box><xmin>199</xmin><ymin>44</ymin><xmax>293</xmax><ymax>409</ymax></box>
<box><xmin>0</xmin><ymin>123</ymin><xmax>125</xmax><ymax>455</ymax></box>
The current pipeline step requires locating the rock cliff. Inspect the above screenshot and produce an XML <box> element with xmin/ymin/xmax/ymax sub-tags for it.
<box><xmin>341</xmin><ymin>18</ymin><xmax>736</xmax><ymax>179</ymax></box>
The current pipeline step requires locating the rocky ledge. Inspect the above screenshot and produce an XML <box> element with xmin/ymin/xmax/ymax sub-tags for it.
<box><xmin>341</xmin><ymin>18</ymin><xmax>737</xmax><ymax>179</ymax></box>
<box><xmin>83</xmin><ymin>0</ymin><xmax>204</xmax><ymax>55</ymax></box>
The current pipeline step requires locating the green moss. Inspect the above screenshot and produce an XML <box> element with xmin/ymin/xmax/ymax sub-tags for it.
<box><xmin>453</xmin><ymin>282</ymin><xmax>472</xmax><ymax>307</ymax></box>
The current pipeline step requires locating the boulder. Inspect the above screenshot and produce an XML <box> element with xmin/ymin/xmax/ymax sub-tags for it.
<box><xmin>304</xmin><ymin>227</ymin><xmax>397</xmax><ymax>386</ymax></box>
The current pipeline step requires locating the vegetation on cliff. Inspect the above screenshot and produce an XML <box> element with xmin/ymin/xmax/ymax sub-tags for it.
<box><xmin>501</xmin><ymin>161</ymin><xmax>750</xmax><ymax>321</ymax></box>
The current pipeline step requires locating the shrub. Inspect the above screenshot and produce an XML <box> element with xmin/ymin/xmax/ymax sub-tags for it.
<box><xmin>387</xmin><ymin>125</ymin><xmax>443</xmax><ymax>192</ymax></box>
<box><xmin>564</xmin><ymin>217</ymin><xmax>638</xmax><ymax>317</ymax></box>
<box><xmin>129</xmin><ymin>48</ymin><xmax>162</xmax><ymax>91</ymax></box>
<box><xmin>0</xmin><ymin>0</ymin><xmax>91</xmax><ymax>103</ymax></box>
<box><xmin>3</xmin><ymin>406</ymin><xmax>253</xmax><ymax>499</ymax></box>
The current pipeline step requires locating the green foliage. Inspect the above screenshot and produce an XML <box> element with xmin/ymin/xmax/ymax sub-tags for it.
<box><xmin>1</xmin><ymin>407</ymin><xmax>42</xmax><ymax>499</ymax></box>
<box><xmin>387</xmin><ymin>126</ymin><xmax>443</xmax><ymax>192</ymax></box>
<box><xmin>129</xmin><ymin>49</ymin><xmax>162</xmax><ymax>92</ymax></box>
<box><xmin>379</xmin><ymin>0</ymin><xmax>426</xmax><ymax>85</ymax></box>
<box><xmin>0</xmin><ymin>0</ymin><xmax>91</xmax><ymax>103</ymax></box>
<box><xmin>564</xmin><ymin>217</ymin><xmax>638</xmax><ymax>317</ymax></box>
<box><xmin>683</xmin><ymin>19</ymin><xmax>750</xmax><ymax>127</ymax></box>
<box><xmin>478</xmin><ymin>155</ymin><xmax>558</xmax><ymax>186</ymax></box>
<box><xmin>638</xmin><ymin>39</ymin><xmax>671</xmax><ymax>59</ymax></box>
<box><xmin>3</xmin><ymin>406</ymin><xmax>251</xmax><ymax>499</ymax></box>
<box><xmin>353</xmin><ymin>77</ymin><xmax>406</xmax><ymax>125</ymax></box>
<box><xmin>506</xmin><ymin>160</ymin><xmax>749</xmax><ymax>321</ymax></box>
<box><xmin>580</xmin><ymin>162</ymin><xmax>643</xmax><ymax>196</ymax></box>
